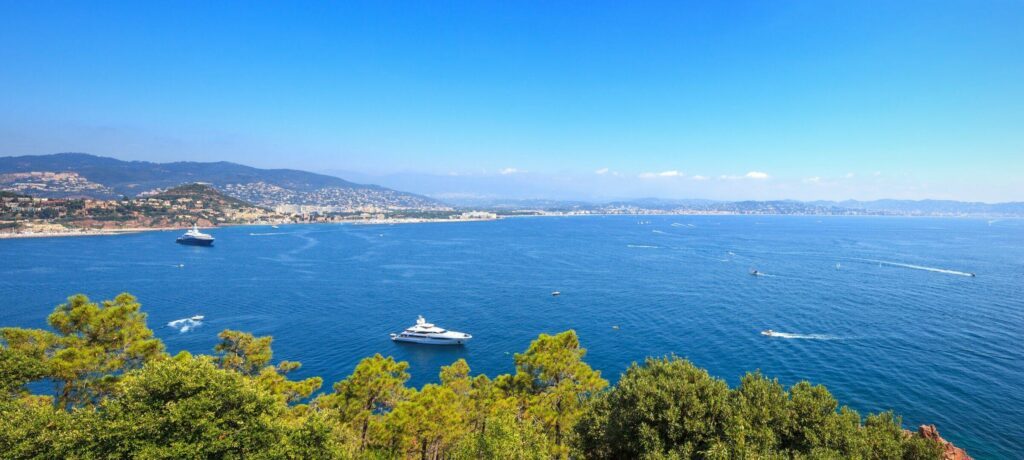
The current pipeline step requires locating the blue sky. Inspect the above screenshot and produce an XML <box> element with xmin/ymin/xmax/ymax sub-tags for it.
<box><xmin>1</xmin><ymin>1</ymin><xmax>1021</xmax><ymax>201</ymax></box>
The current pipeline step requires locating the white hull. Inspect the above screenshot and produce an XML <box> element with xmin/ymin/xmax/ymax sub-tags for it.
<box><xmin>390</xmin><ymin>334</ymin><xmax>471</xmax><ymax>345</ymax></box>
<box><xmin>391</xmin><ymin>315</ymin><xmax>471</xmax><ymax>345</ymax></box>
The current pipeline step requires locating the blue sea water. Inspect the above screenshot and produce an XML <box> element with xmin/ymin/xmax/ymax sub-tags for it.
<box><xmin>1</xmin><ymin>216</ymin><xmax>1022</xmax><ymax>457</ymax></box>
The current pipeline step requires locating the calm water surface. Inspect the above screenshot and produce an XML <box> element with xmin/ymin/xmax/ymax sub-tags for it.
<box><xmin>1</xmin><ymin>216</ymin><xmax>1022</xmax><ymax>457</ymax></box>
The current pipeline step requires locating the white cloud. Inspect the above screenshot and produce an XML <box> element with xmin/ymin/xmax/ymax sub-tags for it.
<box><xmin>745</xmin><ymin>171</ymin><xmax>769</xmax><ymax>179</ymax></box>
<box><xmin>640</xmin><ymin>170</ymin><xmax>683</xmax><ymax>179</ymax></box>
<box><xmin>595</xmin><ymin>167</ymin><xmax>609</xmax><ymax>175</ymax></box>
<box><xmin>691</xmin><ymin>175</ymin><xmax>708</xmax><ymax>181</ymax></box>
<box><xmin>499</xmin><ymin>167</ymin><xmax>523</xmax><ymax>175</ymax></box>
<box><xmin>803</xmin><ymin>176</ymin><xmax>822</xmax><ymax>184</ymax></box>
<box><xmin>845</xmin><ymin>172</ymin><xmax>855</xmax><ymax>178</ymax></box>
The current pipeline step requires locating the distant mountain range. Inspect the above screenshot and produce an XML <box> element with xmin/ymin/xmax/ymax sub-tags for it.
<box><xmin>808</xmin><ymin>199</ymin><xmax>1024</xmax><ymax>216</ymax></box>
<box><xmin>2</xmin><ymin>153</ymin><xmax>1021</xmax><ymax>216</ymax></box>
<box><xmin>444</xmin><ymin>196</ymin><xmax>1024</xmax><ymax>217</ymax></box>
<box><xmin>0</xmin><ymin>153</ymin><xmax>445</xmax><ymax>210</ymax></box>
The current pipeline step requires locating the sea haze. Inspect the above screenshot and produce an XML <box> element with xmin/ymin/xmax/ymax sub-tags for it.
<box><xmin>1</xmin><ymin>216</ymin><xmax>1021</xmax><ymax>457</ymax></box>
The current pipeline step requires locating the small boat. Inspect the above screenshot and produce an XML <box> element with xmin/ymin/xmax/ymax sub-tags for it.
<box><xmin>190</xmin><ymin>315</ymin><xmax>204</xmax><ymax>321</ymax></box>
<box><xmin>551</xmin><ymin>291</ymin><xmax>561</xmax><ymax>296</ymax></box>
<box><xmin>390</xmin><ymin>316</ymin><xmax>471</xmax><ymax>345</ymax></box>
<box><xmin>749</xmin><ymin>269</ymin><xmax>760</xmax><ymax>276</ymax></box>
<box><xmin>176</xmin><ymin>224</ymin><xmax>214</xmax><ymax>246</ymax></box>
<box><xmin>271</xmin><ymin>225</ymin><xmax>279</xmax><ymax>229</ymax></box>
<box><xmin>761</xmin><ymin>329</ymin><xmax>775</xmax><ymax>336</ymax></box>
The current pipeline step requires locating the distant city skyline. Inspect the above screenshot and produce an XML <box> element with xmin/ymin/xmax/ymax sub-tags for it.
<box><xmin>1</xmin><ymin>1</ymin><xmax>1022</xmax><ymax>201</ymax></box>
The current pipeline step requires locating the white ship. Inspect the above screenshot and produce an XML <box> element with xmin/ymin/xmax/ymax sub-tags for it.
<box><xmin>390</xmin><ymin>316</ymin><xmax>472</xmax><ymax>345</ymax></box>
<box><xmin>176</xmin><ymin>224</ymin><xmax>214</xmax><ymax>246</ymax></box>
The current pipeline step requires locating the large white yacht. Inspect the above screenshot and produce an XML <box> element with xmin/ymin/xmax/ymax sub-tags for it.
<box><xmin>390</xmin><ymin>316</ymin><xmax>472</xmax><ymax>345</ymax></box>
<box><xmin>176</xmin><ymin>224</ymin><xmax>214</xmax><ymax>246</ymax></box>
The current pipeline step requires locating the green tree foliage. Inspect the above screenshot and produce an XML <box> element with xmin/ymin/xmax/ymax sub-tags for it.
<box><xmin>0</xmin><ymin>397</ymin><xmax>87</xmax><ymax>459</ymax></box>
<box><xmin>215</xmin><ymin>329</ymin><xmax>274</xmax><ymax>375</ymax></box>
<box><xmin>728</xmin><ymin>370</ymin><xmax>789</xmax><ymax>454</ymax></box>
<box><xmin>452</xmin><ymin>412</ymin><xmax>551</xmax><ymax>460</ymax></box>
<box><xmin>511</xmin><ymin>330</ymin><xmax>608</xmax><ymax>455</ymax></box>
<box><xmin>274</xmin><ymin>409</ymin><xmax>359</xmax><ymax>460</ymax></box>
<box><xmin>386</xmin><ymin>384</ymin><xmax>466</xmax><ymax>459</ymax></box>
<box><xmin>574</xmin><ymin>355</ymin><xmax>943</xmax><ymax>460</ymax></box>
<box><xmin>89</xmin><ymin>352</ymin><xmax>283</xmax><ymax>459</ymax></box>
<box><xmin>0</xmin><ymin>294</ymin><xmax>946</xmax><ymax>460</ymax></box>
<box><xmin>576</xmin><ymin>356</ymin><xmax>731</xmax><ymax>458</ymax></box>
<box><xmin>1</xmin><ymin>293</ymin><xmax>164</xmax><ymax>409</ymax></box>
<box><xmin>0</xmin><ymin>339</ymin><xmax>51</xmax><ymax>399</ymax></box>
<box><xmin>438</xmin><ymin>358</ymin><xmax>472</xmax><ymax>395</ymax></box>
<box><xmin>214</xmin><ymin>330</ymin><xmax>322</xmax><ymax>405</ymax></box>
<box><xmin>320</xmin><ymin>354</ymin><xmax>411</xmax><ymax>449</ymax></box>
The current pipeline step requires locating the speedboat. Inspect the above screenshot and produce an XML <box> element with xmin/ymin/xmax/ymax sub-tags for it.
<box><xmin>750</xmin><ymin>269</ymin><xmax>760</xmax><ymax>276</ymax></box>
<box><xmin>190</xmin><ymin>315</ymin><xmax>204</xmax><ymax>321</ymax></box>
<box><xmin>761</xmin><ymin>329</ymin><xmax>774</xmax><ymax>336</ymax></box>
<box><xmin>176</xmin><ymin>224</ymin><xmax>214</xmax><ymax>246</ymax></box>
<box><xmin>551</xmin><ymin>291</ymin><xmax>561</xmax><ymax>296</ymax></box>
<box><xmin>390</xmin><ymin>316</ymin><xmax>471</xmax><ymax>345</ymax></box>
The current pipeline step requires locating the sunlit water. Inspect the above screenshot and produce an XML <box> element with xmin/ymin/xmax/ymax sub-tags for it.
<box><xmin>1</xmin><ymin>216</ymin><xmax>1021</xmax><ymax>457</ymax></box>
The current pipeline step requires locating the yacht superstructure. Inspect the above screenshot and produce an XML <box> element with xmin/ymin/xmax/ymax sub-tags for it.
<box><xmin>390</xmin><ymin>316</ymin><xmax>471</xmax><ymax>345</ymax></box>
<box><xmin>176</xmin><ymin>224</ymin><xmax>214</xmax><ymax>246</ymax></box>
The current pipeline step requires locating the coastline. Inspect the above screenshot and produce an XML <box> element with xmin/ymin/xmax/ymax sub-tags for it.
<box><xmin>0</xmin><ymin>218</ymin><xmax>504</xmax><ymax>240</ymax></box>
<box><xmin>2</xmin><ymin>212</ymin><xmax>1013</xmax><ymax>240</ymax></box>
<box><xmin>0</xmin><ymin>226</ymin><xmax>182</xmax><ymax>240</ymax></box>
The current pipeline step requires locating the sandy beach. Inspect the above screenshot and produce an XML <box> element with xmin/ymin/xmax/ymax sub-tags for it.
<box><xmin>0</xmin><ymin>227</ymin><xmax>172</xmax><ymax>239</ymax></box>
<box><xmin>0</xmin><ymin>218</ymin><xmax>504</xmax><ymax>239</ymax></box>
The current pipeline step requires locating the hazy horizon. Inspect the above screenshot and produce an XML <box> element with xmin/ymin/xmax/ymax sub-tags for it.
<box><xmin>2</xmin><ymin>2</ymin><xmax>1022</xmax><ymax>202</ymax></box>
<box><xmin>5</xmin><ymin>151</ymin><xmax>1022</xmax><ymax>204</ymax></box>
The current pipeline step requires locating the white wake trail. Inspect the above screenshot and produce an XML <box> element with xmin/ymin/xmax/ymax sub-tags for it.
<box><xmin>765</xmin><ymin>332</ymin><xmax>837</xmax><ymax>340</ymax></box>
<box><xmin>167</xmin><ymin>318</ymin><xmax>203</xmax><ymax>333</ymax></box>
<box><xmin>859</xmin><ymin>259</ymin><xmax>975</xmax><ymax>277</ymax></box>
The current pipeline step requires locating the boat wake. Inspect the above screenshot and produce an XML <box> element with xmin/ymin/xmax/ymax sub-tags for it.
<box><xmin>765</xmin><ymin>332</ymin><xmax>837</xmax><ymax>340</ymax></box>
<box><xmin>671</xmin><ymin>223</ymin><xmax>696</xmax><ymax>228</ymax></box>
<box><xmin>249</xmin><ymin>232</ymin><xmax>286</xmax><ymax>236</ymax></box>
<box><xmin>859</xmin><ymin>259</ymin><xmax>975</xmax><ymax>277</ymax></box>
<box><xmin>167</xmin><ymin>317</ymin><xmax>203</xmax><ymax>333</ymax></box>
<box><xmin>627</xmin><ymin>244</ymin><xmax>659</xmax><ymax>249</ymax></box>
<box><xmin>651</xmin><ymin>230</ymin><xmax>667</xmax><ymax>234</ymax></box>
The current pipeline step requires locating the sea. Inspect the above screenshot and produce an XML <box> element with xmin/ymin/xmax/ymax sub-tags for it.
<box><xmin>1</xmin><ymin>215</ymin><xmax>1021</xmax><ymax>457</ymax></box>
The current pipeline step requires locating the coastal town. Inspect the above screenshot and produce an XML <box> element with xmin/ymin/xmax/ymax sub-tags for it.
<box><xmin>221</xmin><ymin>181</ymin><xmax>447</xmax><ymax>211</ymax></box>
<box><xmin>0</xmin><ymin>171</ymin><xmax>116</xmax><ymax>198</ymax></box>
<box><xmin>0</xmin><ymin>184</ymin><xmax>502</xmax><ymax>238</ymax></box>
<box><xmin>0</xmin><ymin>184</ymin><xmax>276</xmax><ymax>236</ymax></box>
